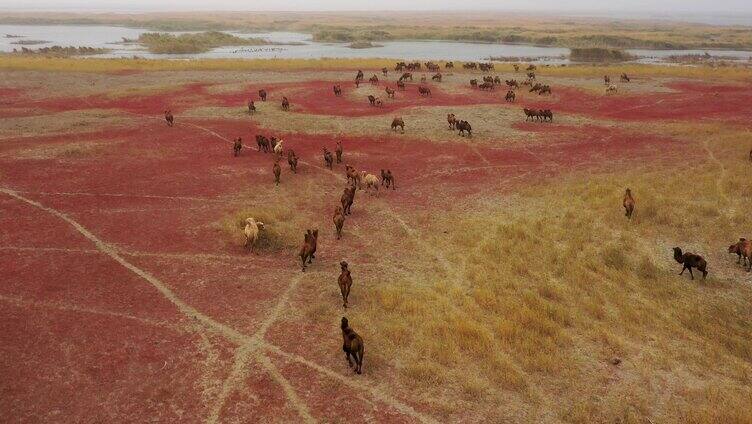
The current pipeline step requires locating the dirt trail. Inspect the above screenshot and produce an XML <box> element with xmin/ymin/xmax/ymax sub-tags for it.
<box><xmin>0</xmin><ymin>187</ymin><xmax>438</xmax><ymax>424</ymax></box>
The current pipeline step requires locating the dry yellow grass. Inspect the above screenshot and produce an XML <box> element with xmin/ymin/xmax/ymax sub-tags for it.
<box><xmin>2</xmin><ymin>56</ymin><xmax>752</xmax><ymax>82</ymax></box>
<box><xmin>0</xmin><ymin>109</ymin><xmax>132</xmax><ymax>138</ymax></box>
<box><xmin>287</xmin><ymin>120</ymin><xmax>752</xmax><ymax>422</ymax></box>
<box><xmin>1</xmin><ymin>139</ymin><xmax>115</xmax><ymax>160</ymax></box>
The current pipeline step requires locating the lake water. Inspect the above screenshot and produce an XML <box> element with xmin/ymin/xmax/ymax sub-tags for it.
<box><xmin>2</xmin><ymin>24</ymin><xmax>751</xmax><ymax>64</ymax></box>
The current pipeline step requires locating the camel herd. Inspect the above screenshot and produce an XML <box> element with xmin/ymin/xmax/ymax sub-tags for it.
<box><xmin>157</xmin><ymin>61</ymin><xmax>741</xmax><ymax>376</ymax></box>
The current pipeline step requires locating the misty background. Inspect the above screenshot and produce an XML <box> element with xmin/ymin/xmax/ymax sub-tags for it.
<box><xmin>2</xmin><ymin>0</ymin><xmax>752</xmax><ymax>15</ymax></box>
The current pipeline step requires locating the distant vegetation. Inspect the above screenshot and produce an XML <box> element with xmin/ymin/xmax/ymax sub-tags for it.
<box><xmin>5</xmin><ymin>45</ymin><xmax>108</xmax><ymax>57</ymax></box>
<box><xmin>5</xmin><ymin>12</ymin><xmax>752</xmax><ymax>50</ymax></box>
<box><xmin>570</xmin><ymin>48</ymin><xmax>633</xmax><ymax>62</ymax></box>
<box><xmin>309</xmin><ymin>25</ymin><xmax>752</xmax><ymax>50</ymax></box>
<box><xmin>10</xmin><ymin>39</ymin><xmax>49</xmax><ymax>45</ymax></box>
<box><xmin>313</xmin><ymin>28</ymin><xmax>392</xmax><ymax>42</ymax></box>
<box><xmin>137</xmin><ymin>31</ymin><xmax>280</xmax><ymax>54</ymax></box>
<box><xmin>664</xmin><ymin>52</ymin><xmax>744</xmax><ymax>66</ymax></box>
<box><xmin>486</xmin><ymin>55</ymin><xmax>566</xmax><ymax>62</ymax></box>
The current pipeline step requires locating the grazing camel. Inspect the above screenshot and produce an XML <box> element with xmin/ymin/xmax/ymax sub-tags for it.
<box><xmin>673</xmin><ymin>247</ymin><xmax>708</xmax><ymax>280</ymax></box>
<box><xmin>341</xmin><ymin>184</ymin><xmax>356</xmax><ymax>216</ymax></box>
<box><xmin>623</xmin><ymin>188</ymin><xmax>635</xmax><ymax>219</ymax></box>
<box><xmin>620</xmin><ymin>73</ymin><xmax>630</xmax><ymax>83</ymax></box>
<box><xmin>323</xmin><ymin>148</ymin><xmax>334</xmax><ymax>169</ymax></box>
<box><xmin>338</xmin><ymin>261</ymin><xmax>353</xmax><ymax>307</ymax></box>
<box><xmin>273</xmin><ymin>139</ymin><xmax>284</xmax><ymax>156</ymax></box>
<box><xmin>281</xmin><ymin>97</ymin><xmax>290</xmax><ymax>111</ymax></box>
<box><xmin>258</xmin><ymin>89</ymin><xmax>267</xmax><ymax>101</ymax></box>
<box><xmin>447</xmin><ymin>113</ymin><xmax>457</xmax><ymax>130</ymax></box>
<box><xmin>363</xmin><ymin>173</ymin><xmax>380</xmax><ymax>196</ymax></box>
<box><xmin>299</xmin><ymin>229</ymin><xmax>319</xmax><ymax>272</ymax></box>
<box><xmin>356</xmin><ymin>70</ymin><xmax>364</xmax><ymax>81</ymax></box>
<box><xmin>248</xmin><ymin>100</ymin><xmax>256</xmax><ymax>113</ymax></box>
<box><xmin>367</xmin><ymin>95</ymin><xmax>377</xmax><ymax>106</ymax></box>
<box><xmin>382</xmin><ymin>67</ymin><xmax>389</xmax><ymax>76</ymax></box>
<box><xmin>729</xmin><ymin>238</ymin><xmax>752</xmax><ymax>270</ymax></box>
<box><xmin>418</xmin><ymin>86</ymin><xmax>431</xmax><ymax>97</ymax></box>
<box><xmin>287</xmin><ymin>150</ymin><xmax>298</xmax><ymax>173</ymax></box>
<box><xmin>335</xmin><ymin>141</ymin><xmax>343</xmax><ymax>164</ymax></box>
<box><xmin>256</xmin><ymin>135</ymin><xmax>270</xmax><ymax>153</ymax></box>
<box><xmin>397</xmin><ymin>81</ymin><xmax>406</xmax><ymax>91</ymax></box>
<box><xmin>369</xmin><ymin>75</ymin><xmax>379</xmax><ymax>85</ymax></box>
<box><xmin>341</xmin><ymin>317</ymin><xmax>364</xmax><ymax>374</ymax></box>
<box><xmin>381</xmin><ymin>169</ymin><xmax>395</xmax><ymax>190</ymax></box>
<box><xmin>385</xmin><ymin>87</ymin><xmax>395</xmax><ymax>99</ymax></box>
<box><xmin>456</xmin><ymin>120</ymin><xmax>472</xmax><ymax>137</ymax></box>
<box><xmin>391</xmin><ymin>117</ymin><xmax>405</xmax><ymax>132</ymax></box>
<box><xmin>233</xmin><ymin>137</ymin><xmax>243</xmax><ymax>157</ymax></box>
<box><xmin>729</xmin><ymin>238</ymin><xmax>746</xmax><ymax>264</ymax></box>
<box><xmin>164</xmin><ymin>110</ymin><xmax>174</xmax><ymax>127</ymax></box>
<box><xmin>505</xmin><ymin>90</ymin><xmax>515</xmax><ymax>102</ymax></box>
<box><xmin>333</xmin><ymin>85</ymin><xmax>342</xmax><ymax>96</ymax></box>
<box><xmin>243</xmin><ymin>217</ymin><xmax>265</xmax><ymax>253</ymax></box>
<box><xmin>345</xmin><ymin>165</ymin><xmax>361</xmax><ymax>188</ymax></box>
<box><xmin>333</xmin><ymin>206</ymin><xmax>345</xmax><ymax>240</ymax></box>
<box><xmin>273</xmin><ymin>159</ymin><xmax>281</xmax><ymax>186</ymax></box>
<box><xmin>432</xmin><ymin>73</ymin><xmax>442</xmax><ymax>82</ymax></box>
<box><xmin>478</xmin><ymin>82</ymin><xmax>494</xmax><ymax>91</ymax></box>
<box><xmin>539</xmin><ymin>109</ymin><xmax>553</xmax><ymax>122</ymax></box>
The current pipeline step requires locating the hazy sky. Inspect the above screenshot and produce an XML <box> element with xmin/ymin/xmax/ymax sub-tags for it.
<box><xmin>3</xmin><ymin>0</ymin><xmax>752</xmax><ymax>13</ymax></box>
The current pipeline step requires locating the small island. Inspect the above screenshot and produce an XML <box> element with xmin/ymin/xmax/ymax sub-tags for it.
<box><xmin>137</xmin><ymin>31</ymin><xmax>291</xmax><ymax>54</ymax></box>
<box><xmin>569</xmin><ymin>47</ymin><xmax>633</xmax><ymax>62</ymax></box>
<box><xmin>10</xmin><ymin>39</ymin><xmax>50</xmax><ymax>46</ymax></box>
<box><xmin>347</xmin><ymin>41</ymin><xmax>383</xmax><ymax>49</ymax></box>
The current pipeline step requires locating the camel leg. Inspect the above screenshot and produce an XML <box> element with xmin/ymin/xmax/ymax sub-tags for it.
<box><xmin>688</xmin><ymin>267</ymin><xmax>694</xmax><ymax>280</ymax></box>
<box><xmin>345</xmin><ymin>351</ymin><xmax>353</xmax><ymax>368</ymax></box>
<box><xmin>679</xmin><ymin>266</ymin><xmax>686</xmax><ymax>276</ymax></box>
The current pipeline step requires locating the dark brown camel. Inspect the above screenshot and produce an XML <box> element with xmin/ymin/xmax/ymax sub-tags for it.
<box><xmin>341</xmin><ymin>317</ymin><xmax>364</xmax><ymax>374</ymax></box>
<box><xmin>338</xmin><ymin>261</ymin><xmax>353</xmax><ymax>307</ymax></box>
<box><xmin>673</xmin><ymin>247</ymin><xmax>708</xmax><ymax>280</ymax></box>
